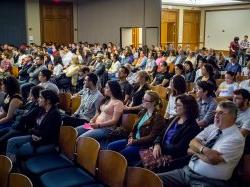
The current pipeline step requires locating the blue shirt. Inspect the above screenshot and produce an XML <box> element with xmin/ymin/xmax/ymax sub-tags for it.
<box><xmin>163</xmin><ymin>122</ymin><xmax>181</xmax><ymax>144</ymax></box>
<box><xmin>225</xmin><ymin>63</ymin><xmax>241</xmax><ymax>74</ymax></box>
<box><xmin>136</xmin><ymin>113</ymin><xmax>150</xmax><ymax>139</ymax></box>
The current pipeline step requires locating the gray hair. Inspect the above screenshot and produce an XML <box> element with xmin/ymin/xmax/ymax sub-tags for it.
<box><xmin>218</xmin><ymin>101</ymin><xmax>238</xmax><ymax>118</ymax></box>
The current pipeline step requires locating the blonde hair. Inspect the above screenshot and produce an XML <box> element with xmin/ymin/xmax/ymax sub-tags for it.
<box><xmin>145</xmin><ymin>90</ymin><xmax>163</xmax><ymax>112</ymax></box>
<box><xmin>137</xmin><ymin>70</ymin><xmax>150</xmax><ymax>82</ymax></box>
<box><xmin>71</xmin><ymin>55</ymin><xmax>79</xmax><ymax>65</ymax></box>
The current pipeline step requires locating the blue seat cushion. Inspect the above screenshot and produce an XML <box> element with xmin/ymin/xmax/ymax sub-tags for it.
<box><xmin>40</xmin><ymin>167</ymin><xmax>96</xmax><ymax>187</ymax></box>
<box><xmin>25</xmin><ymin>153</ymin><xmax>73</xmax><ymax>175</ymax></box>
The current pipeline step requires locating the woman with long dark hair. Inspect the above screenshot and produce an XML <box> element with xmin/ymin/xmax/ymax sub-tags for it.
<box><xmin>0</xmin><ymin>76</ymin><xmax>23</xmax><ymax>129</ymax></box>
<box><xmin>76</xmin><ymin>80</ymin><xmax>124</xmax><ymax>143</ymax></box>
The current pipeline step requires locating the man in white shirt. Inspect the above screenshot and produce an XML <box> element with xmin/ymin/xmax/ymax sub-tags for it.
<box><xmin>158</xmin><ymin>101</ymin><xmax>245</xmax><ymax>187</ymax></box>
<box><xmin>61</xmin><ymin>46</ymin><xmax>73</xmax><ymax>67</ymax></box>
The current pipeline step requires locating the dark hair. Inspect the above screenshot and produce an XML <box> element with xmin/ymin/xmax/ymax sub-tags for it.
<box><xmin>53</xmin><ymin>56</ymin><xmax>63</xmax><ymax>66</ymax></box>
<box><xmin>40</xmin><ymin>69</ymin><xmax>52</xmax><ymax>81</ymax></box>
<box><xmin>175</xmin><ymin>64</ymin><xmax>185</xmax><ymax>75</ymax></box>
<box><xmin>234</xmin><ymin>37</ymin><xmax>239</xmax><ymax>42</ymax></box>
<box><xmin>184</xmin><ymin>61</ymin><xmax>194</xmax><ymax>71</ymax></box>
<box><xmin>30</xmin><ymin>86</ymin><xmax>44</xmax><ymax>100</ymax></box>
<box><xmin>86</xmin><ymin>73</ymin><xmax>98</xmax><ymax>86</ymax></box>
<box><xmin>176</xmin><ymin>94</ymin><xmax>199</xmax><ymax>120</ymax></box>
<box><xmin>197</xmin><ymin>81</ymin><xmax>215</xmax><ymax>97</ymax></box>
<box><xmin>120</xmin><ymin>66</ymin><xmax>129</xmax><ymax>76</ymax></box>
<box><xmin>234</xmin><ymin>89</ymin><xmax>250</xmax><ymax>103</ymax></box>
<box><xmin>225</xmin><ymin>71</ymin><xmax>236</xmax><ymax>79</ymax></box>
<box><xmin>3</xmin><ymin>76</ymin><xmax>20</xmax><ymax>97</ymax></box>
<box><xmin>203</xmin><ymin>63</ymin><xmax>214</xmax><ymax>78</ymax></box>
<box><xmin>172</xmin><ymin>75</ymin><xmax>186</xmax><ymax>96</ymax></box>
<box><xmin>37</xmin><ymin>54</ymin><xmax>44</xmax><ymax>61</ymax></box>
<box><xmin>40</xmin><ymin>89</ymin><xmax>59</xmax><ymax>106</ymax></box>
<box><xmin>111</xmin><ymin>53</ymin><xmax>119</xmax><ymax>61</ymax></box>
<box><xmin>106</xmin><ymin>80</ymin><xmax>123</xmax><ymax>101</ymax></box>
<box><xmin>80</xmin><ymin>66</ymin><xmax>90</xmax><ymax>73</ymax></box>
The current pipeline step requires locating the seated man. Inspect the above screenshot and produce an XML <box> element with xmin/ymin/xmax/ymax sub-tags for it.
<box><xmin>62</xmin><ymin>73</ymin><xmax>104</xmax><ymax>127</ymax></box>
<box><xmin>38</xmin><ymin>69</ymin><xmax>59</xmax><ymax>94</ymax></box>
<box><xmin>196</xmin><ymin>81</ymin><xmax>217</xmax><ymax>128</ymax></box>
<box><xmin>233</xmin><ymin>89</ymin><xmax>250</xmax><ymax>154</ymax></box>
<box><xmin>158</xmin><ymin>101</ymin><xmax>245</xmax><ymax>187</ymax></box>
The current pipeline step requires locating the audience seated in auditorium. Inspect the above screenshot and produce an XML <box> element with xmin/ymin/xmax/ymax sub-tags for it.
<box><xmin>151</xmin><ymin>61</ymin><xmax>172</xmax><ymax>87</ymax></box>
<box><xmin>108</xmin><ymin>90</ymin><xmax>164</xmax><ymax>165</ymax></box>
<box><xmin>225</xmin><ymin>53</ymin><xmax>241</xmax><ymax>76</ymax></box>
<box><xmin>0</xmin><ymin>86</ymin><xmax>43</xmax><ymax>153</ymax></box>
<box><xmin>196</xmin><ymin>63</ymin><xmax>217</xmax><ymax>90</ymax></box>
<box><xmin>18</xmin><ymin>55</ymin><xmax>33</xmax><ymax>84</ymax></box>
<box><xmin>158</xmin><ymin>101</ymin><xmax>245</xmax><ymax>187</ymax></box>
<box><xmin>108</xmin><ymin>53</ymin><xmax>120</xmax><ymax>79</ymax></box>
<box><xmin>145</xmin><ymin>50</ymin><xmax>157</xmax><ymax>76</ymax></box>
<box><xmin>184</xmin><ymin>61</ymin><xmax>195</xmax><ymax>83</ymax></box>
<box><xmin>6</xmin><ymin>89</ymin><xmax>61</xmax><ymax>164</ymax></box>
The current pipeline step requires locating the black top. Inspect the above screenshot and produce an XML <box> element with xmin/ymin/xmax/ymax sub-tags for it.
<box><xmin>2</xmin><ymin>94</ymin><xmax>23</xmax><ymax>113</ymax></box>
<box><xmin>154</xmin><ymin>72</ymin><xmax>172</xmax><ymax>86</ymax></box>
<box><xmin>119</xmin><ymin>80</ymin><xmax>133</xmax><ymax>101</ymax></box>
<box><xmin>131</xmin><ymin>84</ymin><xmax>150</xmax><ymax>107</ymax></box>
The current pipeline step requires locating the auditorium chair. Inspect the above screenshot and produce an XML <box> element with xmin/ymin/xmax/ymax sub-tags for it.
<box><xmin>8</xmin><ymin>173</ymin><xmax>33</xmax><ymax>187</ymax></box>
<box><xmin>124</xmin><ymin>167</ymin><xmax>163</xmax><ymax>187</ymax></box>
<box><xmin>0</xmin><ymin>155</ymin><xmax>12</xmax><ymax>187</ymax></box>
<box><xmin>24</xmin><ymin>126</ymin><xmax>77</xmax><ymax>176</ymax></box>
<box><xmin>40</xmin><ymin>137</ymin><xmax>100</xmax><ymax>187</ymax></box>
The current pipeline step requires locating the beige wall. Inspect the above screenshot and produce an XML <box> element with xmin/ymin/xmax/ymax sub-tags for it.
<box><xmin>25</xmin><ymin>0</ymin><xmax>41</xmax><ymax>45</ymax></box>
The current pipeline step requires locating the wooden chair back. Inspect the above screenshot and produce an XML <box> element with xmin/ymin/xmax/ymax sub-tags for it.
<box><xmin>121</xmin><ymin>114</ymin><xmax>138</xmax><ymax>133</ymax></box>
<box><xmin>216</xmin><ymin>96</ymin><xmax>232</xmax><ymax>103</ymax></box>
<box><xmin>71</xmin><ymin>95</ymin><xmax>81</xmax><ymax>114</ymax></box>
<box><xmin>125</xmin><ymin>167</ymin><xmax>163</xmax><ymax>187</ymax></box>
<box><xmin>0</xmin><ymin>155</ymin><xmax>12</xmax><ymax>187</ymax></box>
<box><xmin>160</xmin><ymin>99</ymin><xmax>168</xmax><ymax>117</ymax></box>
<box><xmin>151</xmin><ymin>85</ymin><xmax>168</xmax><ymax>100</ymax></box>
<box><xmin>58</xmin><ymin>92</ymin><xmax>72</xmax><ymax>114</ymax></box>
<box><xmin>11</xmin><ymin>66</ymin><xmax>19</xmax><ymax>78</ymax></box>
<box><xmin>59</xmin><ymin>126</ymin><xmax>78</xmax><ymax>160</ymax></box>
<box><xmin>97</xmin><ymin>150</ymin><xmax>127</xmax><ymax>187</ymax></box>
<box><xmin>8</xmin><ymin>173</ymin><xmax>33</xmax><ymax>187</ymax></box>
<box><xmin>216</xmin><ymin>79</ymin><xmax>224</xmax><ymax>87</ymax></box>
<box><xmin>76</xmin><ymin>137</ymin><xmax>100</xmax><ymax>176</ymax></box>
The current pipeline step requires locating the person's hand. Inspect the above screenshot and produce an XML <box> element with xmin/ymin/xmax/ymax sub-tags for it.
<box><xmin>127</xmin><ymin>137</ymin><xmax>134</xmax><ymax>145</ymax></box>
<box><xmin>187</xmin><ymin>148</ymin><xmax>196</xmax><ymax>155</ymax></box>
<box><xmin>90</xmin><ymin>123</ymin><xmax>99</xmax><ymax>129</ymax></box>
<box><xmin>153</xmin><ymin>144</ymin><xmax>162</xmax><ymax>159</ymax></box>
<box><xmin>32</xmin><ymin>135</ymin><xmax>42</xmax><ymax>141</ymax></box>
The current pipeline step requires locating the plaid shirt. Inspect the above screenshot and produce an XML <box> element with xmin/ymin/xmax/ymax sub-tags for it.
<box><xmin>240</xmin><ymin>40</ymin><xmax>250</xmax><ymax>50</ymax></box>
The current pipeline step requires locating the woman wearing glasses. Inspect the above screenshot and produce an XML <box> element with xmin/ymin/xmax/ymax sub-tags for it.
<box><xmin>107</xmin><ymin>90</ymin><xmax>165</xmax><ymax>165</ymax></box>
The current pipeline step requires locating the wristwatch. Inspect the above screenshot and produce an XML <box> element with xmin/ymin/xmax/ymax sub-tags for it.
<box><xmin>199</xmin><ymin>146</ymin><xmax>205</xmax><ymax>154</ymax></box>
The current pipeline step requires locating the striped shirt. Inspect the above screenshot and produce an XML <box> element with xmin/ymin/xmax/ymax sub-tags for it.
<box><xmin>240</xmin><ymin>40</ymin><xmax>250</xmax><ymax>50</ymax></box>
<box><xmin>75</xmin><ymin>87</ymin><xmax>104</xmax><ymax>121</ymax></box>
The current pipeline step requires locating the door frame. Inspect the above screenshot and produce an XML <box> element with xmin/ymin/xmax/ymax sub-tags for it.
<box><xmin>160</xmin><ymin>9</ymin><xmax>179</xmax><ymax>49</ymax></box>
<box><xmin>40</xmin><ymin>0</ymin><xmax>73</xmax><ymax>44</ymax></box>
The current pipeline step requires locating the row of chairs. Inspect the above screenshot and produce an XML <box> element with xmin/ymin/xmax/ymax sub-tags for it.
<box><xmin>59</xmin><ymin>92</ymin><xmax>81</xmax><ymax>114</ymax></box>
<box><xmin>0</xmin><ymin>155</ymin><xmax>33</xmax><ymax>187</ymax></box>
<box><xmin>21</xmin><ymin>126</ymin><xmax>162</xmax><ymax>187</ymax></box>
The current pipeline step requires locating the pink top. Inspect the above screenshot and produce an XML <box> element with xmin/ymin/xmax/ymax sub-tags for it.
<box><xmin>156</xmin><ymin>57</ymin><xmax>163</xmax><ymax>72</ymax></box>
<box><xmin>95</xmin><ymin>99</ymin><xmax>124</xmax><ymax>126</ymax></box>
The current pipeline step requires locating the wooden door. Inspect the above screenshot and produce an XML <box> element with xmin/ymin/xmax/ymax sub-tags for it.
<box><xmin>40</xmin><ymin>1</ymin><xmax>73</xmax><ymax>44</ymax></box>
<box><xmin>132</xmin><ymin>28</ymin><xmax>139</xmax><ymax>48</ymax></box>
<box><xmin>161</xmin><ymin>10</ymin><xmax>178</xmax><ymax>49</ymax></box>
<box><xmin>183</xmin><ymin>10</ymin><xmax>201</xmax><ymax>50</ymax></box>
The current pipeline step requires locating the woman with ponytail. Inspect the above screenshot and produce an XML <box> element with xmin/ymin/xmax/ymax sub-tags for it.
<box><xmin>107</xmin><ymin>90</ymin><xmax>165</xmax><ymax>165</ymax></box>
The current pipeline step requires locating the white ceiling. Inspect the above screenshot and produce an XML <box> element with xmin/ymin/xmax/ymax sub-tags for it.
<box><xmin>162</xmin><ymin>0</ymin><xmax>247</xmax><ymax>7</ymax></box>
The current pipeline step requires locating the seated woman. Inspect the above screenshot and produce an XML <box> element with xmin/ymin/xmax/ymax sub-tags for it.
<box><xmin>196</xmin><ymin>63</ymin><xmax>217</xmax><ymax>90</ymax></box>
<box><xmin>216</xmin><ymin>71</ymin><xmax>238</xmax><ymax>97</ymax></box>
<box><xmin>0</xmin><ymin>86</ymin><xmax>43</xmax><ymax>153</ymax></box>
<box><xmin>6</xmin><ymin>90</ymin><xmax>62</xmax><ymax>163</ymax></box>
<box><xmin>184</xmin><ymin>61</ymin><xmax>195</xmax><ymax>83</ymax></box>
<box><xmin>0</xmin><ymin>76</ymin><xmax>23</xmax><ymax>129</ymax></box>
<box><xmin>165</xmin><ymin>75</ymin><xmax>186</xmax><ymax>119</ymax></box>
<box><xmin>151</xmin><ymin>94</ymin><xmax>200</xmax><ymax>172</ymax></box>
<box><xmin>150</xmin><ymin>61</ymin><xmax>172</xmax><ymax>87</ymax></box>
<box><xmin>75</xmin><ymin>80</ymin><xmax>124</xmax><ymax>145</ymax></box>
<box><xmin>108</xmin><ymin>53</ymin><xmax>121</xmax><ymax>80</ymax></box>
<box><xmin>0</xmin><ymin>51</ymin><xmax>12</xmax><ymax>78</ymax></box>
<box><xmin>124</xmin><ymin>71</ymin><xmax>150</xmax><ymax>111</ymax></box>
<box><xmin>107</xmin><ymin>91</ymin><xmax>165</xmax><ymax>165</ymax></box>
